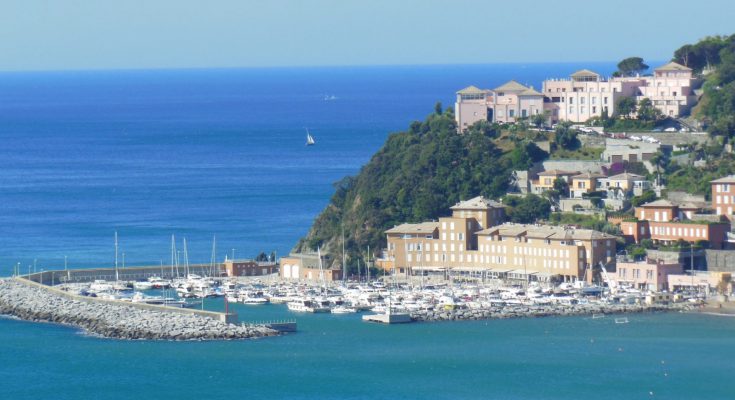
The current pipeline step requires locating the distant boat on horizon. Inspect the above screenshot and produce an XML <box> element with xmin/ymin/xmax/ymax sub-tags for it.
<box><xmin>306</xmin><ymin>129</ymin><xmax>316</xmax><ymax>146</ymax></box>
<box><xmin>324</xmin><ymin>94</ymin><xmax>338</xmax><ymax>101</ymax></box>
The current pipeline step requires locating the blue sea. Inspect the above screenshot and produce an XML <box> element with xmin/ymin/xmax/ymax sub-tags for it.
<box><xmin>2</xmin><ymin>63</ymin><xmax>734</xmax><ymax>399</ymax></box>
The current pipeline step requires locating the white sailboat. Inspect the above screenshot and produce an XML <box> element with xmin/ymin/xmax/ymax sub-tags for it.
<box><xmin>306</xmin><ymin>129</ymin><xmax>316</xmax><ymax>146</ymax></box>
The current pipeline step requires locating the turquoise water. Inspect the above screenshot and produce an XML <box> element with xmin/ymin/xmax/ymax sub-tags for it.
<box><xmin>3</xmin><ymin>306</ymin><xmax>734</xmax><ymax>399</ymax></box>
<box><xmin>3</xmin><ymin>63</ymin><xmax>734</xmax><ymax>399</ymax></box>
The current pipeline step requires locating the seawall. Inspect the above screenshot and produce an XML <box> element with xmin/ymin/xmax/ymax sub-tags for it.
<box><xmin>0</xmin><ymin>278</ymin><xmax>278</xmax><ymax>340</ymax></box>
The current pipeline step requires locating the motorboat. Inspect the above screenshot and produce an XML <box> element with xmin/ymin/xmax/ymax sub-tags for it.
<box><xmin>287</xmin><ymin>298</ymin><xmax>330</xmax><ymax>313</ymax></box>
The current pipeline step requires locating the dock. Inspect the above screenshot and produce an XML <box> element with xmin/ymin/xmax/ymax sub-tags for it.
<box><xmin>362</xmin><ymin>312</ymin><xmax>413</xmax><ymax>324</ymax></box>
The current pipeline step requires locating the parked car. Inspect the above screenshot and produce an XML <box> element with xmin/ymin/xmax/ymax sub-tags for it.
<box><xmin>629</xmin><ymin>135</ymin><xmax>642</xmax><ymax>141</ymax></box>
<box><xmin>664</xmin><ymin>127</ymin><xmax>677</xmax><ymax>132</ymax></box>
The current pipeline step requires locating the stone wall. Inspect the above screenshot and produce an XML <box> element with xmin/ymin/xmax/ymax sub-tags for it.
<box><xmin>705</xmin><ymin>250</ymin><xmax>735</xmax><ymax>272</ymax></box>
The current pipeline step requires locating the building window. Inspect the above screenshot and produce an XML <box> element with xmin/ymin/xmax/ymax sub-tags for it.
<box><xmin>591</xmin><ymin>97</ymin><xmax>597</xmax><ymax>105</ymax></box>
<box><xmin>604</xmin><ymin>97</ymin><xmax>608</xmax><ymax>104</ymax></box>
<box><xmin>569</xmin><ymin>106</ymin><xmax>574</xmax><ymax>113</ymax></box>
<box><xmin>509</xmin><ymin>109</ymin><xmax>515</xmax><ymax>117</ymax></box>
<box><xmin>569</xmin><ymin>97</ymin><xmax>574</xmax><ymax>104</ymax></box>
<box><xmin>580</xmin><ymin>97</ymin><xmax>586</xmax><ymax>104</ymax></box>
<box><xmin>592</xmin><ymin>106</ymin><xmax>597</xmax><ymax>113</ymax></box>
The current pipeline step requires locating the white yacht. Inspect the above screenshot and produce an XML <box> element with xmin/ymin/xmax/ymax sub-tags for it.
<box><xmin>287</xmin><ymin>298</ymin><xmax>330</xmax><ymax>313</ymax></box>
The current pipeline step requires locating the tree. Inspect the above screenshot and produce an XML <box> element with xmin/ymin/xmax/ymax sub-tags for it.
<box><xmin>637</xmin><ymin>98</ymin><xmax>663</xmax><ymax>122</ymax></box>
<box><xmin>616</xmin><ymin>57</ymin><xmax>649</xmax><ymax>77</ymax></box>
<box><xmin>615</xmin><ymin>96</ymin><xmax>637</xmax><ymax>119</ymax></box>
<box><xmin>503</xmin><ymin>194</ymin><xmax>551</xmax><ymax>223</ymax></box>
<box><xmin>509</xmin><ymin>140</ymin><xmax>548</xmax><ymax>170</ymax></box>
<box><xmin>434</xmin><ymin>101</ymin><xmax>443</xmax><ymax>115</ymax></box>
<box><xmin>530</xmin><ymin>111</ymin><xmax>548</xmax><ymax>128</ymax></box>
<box><xmin>631</xmin><ymin>190</ymin><xmax>657</xmax><ymax>207</ymax></box>
<box><xmin>552</xmin><ymin>177</ymin><xmax>569</xmax><ymax>199</ymax></box>
<box><xmin>553</xmin><ymin>123</ymin><xmax>580</xmax><ymax>150</ymax></box>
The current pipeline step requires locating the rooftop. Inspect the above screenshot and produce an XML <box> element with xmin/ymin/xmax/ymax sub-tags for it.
<box><xmin>538</xmin><ymin>169</ymin><xmax>579</xmax><ymax>176</ymax></box>
<box><xmin>494</xmin><ymin>80</ymin><xmax>530</xmax><ymax>92</ymax></box>
<box><xmin>476</xmin><ymin>223</ymin><xmax>616</xmax><ymax>240</ymax></box>
<box><xmin>450</xmin><ymin>196</ymin><xmax>503</xmax><ymax>210</ymax></box>
<box><xmin>639</xmin><ymin>199</ymin><xmax>676</xmax><ymax>208</ymax></box>
<box><xmin>385</xmin><ymin>222</ymin><xmax>440</xmax><ymax>235</ymax></box>
<box><xmin>571</xmin><ymin>69</ymin><xmax>600</xmax><ymax>77</ymax></box>
<box><xmin>711</xmin><ymin>175</ymin><xmax>735</xmax><ymax>184</ymax></box>
<box><xmin>457</xmin><ymin>85</ymin><xmax>489</xmax><ymax>95</ymax></box>
<box><xmin>606</xmin><ymin>172</ymin><xmax>646</xmax><ymax>180</ymax></box>
<box><xmin>572</xmin><ymin>172</ymin><xmax>606</xmax><ymax>179</ymax></box>
<box><xmin>655</xmin><ymin>61</ymin><xmax>691</xmax><ymax>72</ymax></box>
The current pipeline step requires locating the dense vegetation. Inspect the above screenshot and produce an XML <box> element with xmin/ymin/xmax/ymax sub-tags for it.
<box><xmin>294</xmin><ymin>109</ymin><xmax>547</xmax><ymax>270</ymax></box>
<box><xmin>675</xmin><ymin>34</ymin><xmax>735</xmax><ymax>138</ymax></box>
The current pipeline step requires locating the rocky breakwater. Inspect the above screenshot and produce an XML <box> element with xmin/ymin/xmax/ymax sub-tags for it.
<box><xmin>0</xmin><ymin>279</ymin><xmax>279</xmax><ymax>340</ymax></box>
<box><xmin>410</xmin><ymin>302</ymin><xmax>697</xmax><ymax>322</ymax></box>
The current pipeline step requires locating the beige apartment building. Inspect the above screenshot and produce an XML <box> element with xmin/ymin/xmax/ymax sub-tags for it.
<box><xmin>378</xmin><ymin>196</ymin><xmax>616</xmax><ymax>282</ymax></box>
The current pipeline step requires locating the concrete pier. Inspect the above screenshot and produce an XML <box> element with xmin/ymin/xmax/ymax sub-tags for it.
<box><xmin>362</xmin><ymin>312</ymin><xmax>413</xmax><ymax>324</ymax></box>
<box><xmin>0</xmin><ymin>278</ymin><xmax>277</xmax><ymax>340</ymax></box>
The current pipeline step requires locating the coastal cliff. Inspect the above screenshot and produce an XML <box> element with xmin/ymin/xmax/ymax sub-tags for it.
<box><xmin>293</xmin><ymin>109</ymin><xmax>546</xmax><ymax>270</ymax></box>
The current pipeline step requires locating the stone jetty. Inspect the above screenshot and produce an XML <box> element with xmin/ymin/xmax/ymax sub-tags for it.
<box><xmin>0</xmin><ymin>279</ymin><xmax>278</xmax><ymax>340</ymax></box>
<box><xmin>409</xmin><ymin>302</ymin><xmax>698</xmax><ymax>322</ymax></box>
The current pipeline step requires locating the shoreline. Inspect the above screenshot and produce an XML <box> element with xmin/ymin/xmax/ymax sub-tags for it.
<box><xmin>0</xmin><ymin>278</ymin><xmax>278</xmax><ymax>341</ymax></box>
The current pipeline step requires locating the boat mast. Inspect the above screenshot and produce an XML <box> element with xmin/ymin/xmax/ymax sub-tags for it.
<box><xmin>367</xmin><ymin>245</ymin><xmax>370</xmax><ymax>283</ymax></box>
<box><xmin>183</xmin><ymin>238</ymin><xmax>190</xmax><ymax>277</ymax></box>
<box><xmin>171</xmin><ymin>234</ymin><xmax>177</xmax><ymax>279</ymax></box>
<box><xmin>114</xmin><ymin>231</ymin><xmax>119</xmax><ymax>282</ymax></box>
<box><xmin>210</xmin><ymin>235</ymin><xmax>216</xmax><ymax>277</ymax></box>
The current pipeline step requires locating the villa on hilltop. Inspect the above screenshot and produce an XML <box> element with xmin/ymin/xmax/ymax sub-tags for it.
<box><xmin>455</xmin><ymin>62</ymin><xmax>699</xmax><ymax>131</ymax></box>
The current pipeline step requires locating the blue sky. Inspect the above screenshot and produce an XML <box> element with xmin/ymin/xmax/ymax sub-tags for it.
<box><xmin>0</xmin><ymin>0</ymin><xmax>733</xmax><ymax>71</ymax></box>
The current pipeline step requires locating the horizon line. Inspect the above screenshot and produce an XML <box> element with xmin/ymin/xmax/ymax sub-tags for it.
<box><xmin>0</xmin><ymin>59</ymin><xmax>667</xmax><ymax>75</ymax></box>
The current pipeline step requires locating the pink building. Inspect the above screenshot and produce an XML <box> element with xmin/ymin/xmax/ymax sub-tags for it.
<box><xmin>454</xmin><ymin>81</ymin><xmax>545</xmax><ymax>131</ymax></box>
<box><xmin>636</xmin><ymin>62</ymin><xmax>698</xmax><ymax>118</ymax></box>
<box><xmin>455</xmin><ymin>86</ymin><xmax>491</xmax><ymax>131</ymax></box>
<box><xmin>542</xmin><ymin>69</ymin><xmax>640</xmax><ymax>123</ymax></box>
<box><xmin>455</xmin><ymin>62</ymin><xmax>699</xmax><ymax>129</ymax></box>
<box><xmin>488</xmin><ymin>80</ymin><xmax>545</xmax><ymax>124</ymax></box>
<box><xmin>613</xmin><ymin>258</ymin><xmax>683</xmax><ymax>291</ymax></box>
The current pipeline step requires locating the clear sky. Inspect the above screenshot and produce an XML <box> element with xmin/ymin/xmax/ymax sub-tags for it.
<box><xmin>1</xmin><ymin>0</ymin><xmax>733</xmax><ymax>71</ymax></box>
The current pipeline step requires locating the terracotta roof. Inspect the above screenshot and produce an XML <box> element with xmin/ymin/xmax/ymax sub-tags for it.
<box><xmin>655</xmin><ymin>61</ymin><xmax>691</xmax><ymax>72</ymax></box>
<box><xmin>385</xmin><ymin>222</ymin><xmax>439</xmax><ymax>235</ymax></box>
<box><xmin>450</xmin><ymin>196</ymin><xmax>503</xmax><ymax>210</ymax></box>
<box><xmin>711</xmin><ymin>175</ymin><xmax>735</xmax><ymax>184</ymax></box>
<box><xmin>494</xmin><ymin>80</ymin><xmax>529</xmax><ymax>92</ymax></box>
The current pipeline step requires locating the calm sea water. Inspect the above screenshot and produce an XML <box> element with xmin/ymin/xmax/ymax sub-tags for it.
<box><xmin>5</xmin><ymin>63</ymin><xmax>733</xmax><ymax>400</ymax></box>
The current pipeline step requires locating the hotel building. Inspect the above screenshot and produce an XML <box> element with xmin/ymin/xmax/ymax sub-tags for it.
<box><xmin>378</xmin><ymin>196</ymin><xmax>616</xmax><ymax>282</ymax></box>
<box><xmin>455</xmin><ymin>62</ymin><xmax>699</xmax><ymax>129</ymax></box>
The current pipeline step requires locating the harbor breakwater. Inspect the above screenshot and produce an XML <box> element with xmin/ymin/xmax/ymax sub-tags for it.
<box><xmin>0</xmin><ymin>278</ymin><xmax>278</xmax><ymax>340</ymax></box>
<box><xmin>409</xmin><ymin>302</ymin><xmax>699</xmax><ymax>322</ymax></box>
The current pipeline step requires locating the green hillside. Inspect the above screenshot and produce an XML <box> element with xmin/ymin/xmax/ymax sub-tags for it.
<box><xmin>293</xmin><ymin>109</ymin><xmax>546</xmax><ymax>270</ymax></box>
